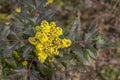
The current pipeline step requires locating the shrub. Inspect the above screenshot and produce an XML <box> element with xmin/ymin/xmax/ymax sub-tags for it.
<box><xmin>0</xmin><ymin>0</ymin><xmax>109</xmax><ymax>80</ymax></box>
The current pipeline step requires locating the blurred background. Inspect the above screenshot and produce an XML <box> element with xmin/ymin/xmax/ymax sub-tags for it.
<box><xmin>0</xmin><ymin>0</ymin><xmax>120</xmax><ymax>80</ymax></box>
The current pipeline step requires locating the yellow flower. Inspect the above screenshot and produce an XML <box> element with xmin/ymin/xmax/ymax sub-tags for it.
<box><xmin>44</xmin><ymin>47</ymin><xmax>55</xmax><ymax>55</ymax></box>
<box><xmin>35</xmin><ymin>32</ymin><xmax>48</xmax><ymax>42</ymax></box>
<box><xmin>28</xmin><ymin>37</ymin><xmax>37</xmax><ymax>45</ymax></box>
<box><xmin>41</xmin><ymin>20</ymin><xmax>49</xmax><ymax>27</ymax></box>
<box><xmin>37</xmin><ymin>52</ymin><xmax>48</xmax><ymax>63</ymax></box>
<box><xmin>53</xmin><ymin>48</ymin><xmax>59</xmax><ymax>55</ymax></box>
<box><xmin>35</xmin><ymin>43</ymin><xmax>43</xmax><ymax>51</ymax></box>
<box><xmin>22</xmin><ymin>61</ymin><xmax>28</xmax><ymax>66</ymax></box>
<box><xmin>50</xmin><ymin>21</ymin><xmax>56</xmax><ymax>28</ymax></box>
<box><xmin>52</xmin><ymin>27</ymin><xmax>62</xmax><ymax>36</ymax></box>
<box><xmin>56</xmin><ymin>27</ymin><xmax>63</xmax><ymax>35</ymax></box>
<box><xmin>61</xmin><ymin>38</ymin><xmax>72</xmax><ymax>48</ymax></box>
<box><xmin>53</xmin><ymin>37</ymin><xmax>62</xmax><ymax>47</ymax></box>
<box><xmin>40</xmin><ymin>25</ymin><xmax>51</xmax><ymax>33</ymax></box>
<box><xmin>35</xmin><ymin>26</ymin><xmax>41</xmax><ymax>31</ymax></box>
<box><xmin>46</xmin><ymin>0</ymin><xmax>54</xmax><ymax>6</ymax></box>
<box><xmin>28</xmin><ymin>20</ymin><xmax>71</xmax><ymax>63</ymax></box>
<box><xmin>15</xmin><ymin>7</ymin><xmax>21</xmax><ymax>13</ymax></box>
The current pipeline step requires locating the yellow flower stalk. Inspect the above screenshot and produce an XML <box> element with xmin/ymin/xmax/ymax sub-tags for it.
<box><xmin>28</xmin><ymin>20</ymin><xmax>71</xmax><ymax>63</ymax></box>
<box><xmin>22</xmin><ymin>61</ymin><xmax>28</xmax><ymax>66</ymax></box>
<box><xmin>46</xmin><ymin>0</ymin><xmax>54</xmax><ymax>6</ymax></box>
<box><xmin>15</xmin><ymin>7</ymin><xmax>21</xmax><ymax>13</ymax></box>
<box><xmin>12</xmin><ymin>51</ymin><xmax>21</xmax><ymax>62</ymax></box>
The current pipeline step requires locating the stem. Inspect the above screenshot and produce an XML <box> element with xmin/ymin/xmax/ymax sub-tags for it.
<box><xmin>27</xmin><ymin>56</ymin><xmax>34</xmax><ymax>80</ymax></box>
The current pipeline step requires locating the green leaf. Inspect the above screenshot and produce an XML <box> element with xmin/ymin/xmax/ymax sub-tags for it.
<box><xmin>36</xmin><ymin>0</ymin><xmax>47</xmax><ymax>11</ymax></box>
<box><xmin>85</xmin><ymin>29</ymin><xmax>98</xmax><ymax>43</ymax></box>
<box><xmin>22</xmin><ymin>45</ymin><xmax>33</xmax><ymax>59</ymax></box>
<box><xmin>69</xmin><ymin>17</ymin><xmax>81</xmax><ymax>41</ymax></box>
<box><xmin>5</xmin><ymin>42</ymin><xmax>19</xmax><ymax>55</ymax></box>
<box><xmin>29</xmin><ymin>70</ymin><xmax>40</xmax><ymax>80</ymax></box>
<box><xmin>8</xmin><ymin>68</ymin><xmax>27</xmax><ymax>79</ymax></box>
<box><xmin>36</xmin><ymin>10</ymin><xmax>53</xmax><ymax>25</ymax></box>
<box><xmin>85</xmin><ymin>45</ymin><xmax>98</xmax><ymax>59</ymax></box>
<box><xmin>87</xmin><ymin>20</ymin><xmax>96</xmax><ymax>33</ymax></box>
<box><xmin>4</xmin><ymin>57</ymin><xmax>17</xmax><ymax>68</ymax></box>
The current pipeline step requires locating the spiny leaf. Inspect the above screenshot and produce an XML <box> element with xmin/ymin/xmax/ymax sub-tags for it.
<box><xmin>5</xmin><ymin>42</ymin><xmax>19</xmax><ymax>55</ymax></box>
<box><xmin>36</xmin><ymin>0</ymin><xmax>47</xmax><ymax>11</ymax></box>
<box><xmin>85</xmin><ymin>28</ymin><xmax>98</xmax><ymax>43</ymax></box>
<box><xmin>87</xmin><ymin>19</ymin><xmax>96</xmax><ymax>33</ymax></box>
<box><xmin>29</xmin><ymin>70</ymin><xmax>40</xmax><ymax>80</ymax></box>
<box><xmin>4</xmin><ymin>57</ymin><xmax>17</xmax><ymax>68</ymax></box>
<box><xmin>10</xmin><ymin>18</ymin><xmax>23</xmax><ymax>38</ymax></box>
<box><xmin>36</xmin><ymin>10</ymin><xmax>53</xmax><ymax>25</ymax></box>
<box><xmin>69</xmin><ymin>15</ymin><xmax>81</xmax><ymax>41</ymax></box>
<box><xmin>8</xmin><ymin>68</ymin><xmax>27</xmax><ymax>79</ymax></box>
<box><xmin>85</xmin><ymin>45</ymin><xmax>98</xmax><ymax>59</ymax></box>
<box><xmin>23</xmin><ymin>45</ymin><xmax>33</xmax><ymax>59</ymax></box>
<box><xmin>85</xmin><ymin>20</ymin><xmax>99</xmax><ymax>43</ymax></box>
<box><xmin>0</xmin><ymin>26</ymin><xmax>10</xmax><ymax>40</ymax></box>
<box><xmin>18</xmin><ymin>0</ymin><xmax>35</xmax><ymax>9</ymax></box>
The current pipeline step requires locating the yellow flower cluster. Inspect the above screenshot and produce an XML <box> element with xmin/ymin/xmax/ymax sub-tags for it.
<box><xmin>46</xmin><ymin>0</ymin><xmax>54</xmax><ymax>5</ymax></box>
<box><xmin>15</xmin><ymin>7</ymin><xmax>21</xmax><ymax>13</ymax></box>
<box><xmin>28</xmin><ymin>20</ymin><xmax>71</xmax><ymax>63</ymax></box>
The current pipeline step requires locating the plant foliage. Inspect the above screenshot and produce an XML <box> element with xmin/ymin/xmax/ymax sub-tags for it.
<box><xmin>0</xmin><ymin>0</ymin><xmax>110</xmax><ymax>80</ymax></box>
